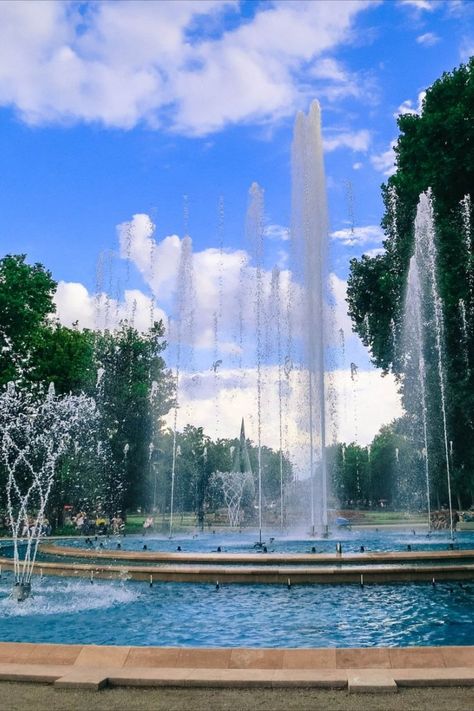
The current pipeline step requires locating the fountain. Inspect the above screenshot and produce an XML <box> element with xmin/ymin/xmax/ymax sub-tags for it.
<box><xmin>291</xmin><ymin>100</ymin><xmax>331</xmax><ymax>536</ymax></box>
<box><xmin>169</xmin><ymin>235</ymin><xmax>195</xmax><ymax>538</ymax></box>
<box><xmin>402</xmin><ymin>255</ymin><xmax>432</xmax><ymax>529</ymax></box>
<box><xmin>246</xmin><ymin>183</ymin><xmax>265</xmax><ymax>544</ymax></box>
<box><xmin>213</xmin><ymin>420</ymin><xmax>254</xmax><ymax>529</ymax></box>
<box><xmin>402</xmin><ymin>191</ymin><xmax>454</xmax><ymax>537</ymax></box>
<box><xmin>0</xmin><ymin>382</ymin><xmax>96</xmax><ymax>600</ymax></box>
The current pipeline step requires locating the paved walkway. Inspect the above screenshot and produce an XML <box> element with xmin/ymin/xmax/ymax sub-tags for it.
<box><xmin>0</xmin><ymin>642</ymin><xmax>473</xmax><ymax>693</ymax></box>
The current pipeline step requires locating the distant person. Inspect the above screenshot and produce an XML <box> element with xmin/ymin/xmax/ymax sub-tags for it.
<box><xmin>177</xmin><ymin>546</ymin><xmax>182</xmax><ymax>552</ymax></box>
<box><xmin>143</xmin><ymin>544</ymin><xmax>148</xmax><ymax>551</ymax></box>
<box><xmin>143</xmin><ymin>516</ymin><xmax>154</xmax><ymax>535</ymax></box>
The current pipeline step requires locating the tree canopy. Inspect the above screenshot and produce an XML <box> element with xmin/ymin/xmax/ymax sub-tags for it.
<box><xmin>347</xmin><ymin>57</ymin><xmax>474</xmax><ymax>507</ymax></box>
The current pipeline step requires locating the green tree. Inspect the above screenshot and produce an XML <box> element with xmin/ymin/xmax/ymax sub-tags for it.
<box><xmin>94</xmin><ymin>321</ymin><xmax>174</xmax><ymax>514</ymax></box>
<box><xmin>0</xmin><ymin>255</ymin><xmax>57</xmax><ymax>385</ymax></box>
<box><xmin>32</xmin><ymin>324</ymin><xmax>96</xmax><ymax>395</ymax></box>
<box><xmin>347</xmin><ymin>57</ymin><xmax>474</xmax><ymax>507</ymax></box>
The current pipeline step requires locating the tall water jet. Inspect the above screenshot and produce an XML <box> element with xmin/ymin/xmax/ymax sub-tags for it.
<box><xmin>246</xmin><ymin>183</ymin><xmax>265</xmax><ymax>543</ymax></box>
<box><xmin>350</xmin><ymin>362</ymin><xmax>360</xmax><ymax>499</ymax></box>
<box><xmin>403</xmin><ymin>256</ymin><xmax>431</xmax><ymax>528</ymax></box>
<box><xmin>212</xmin><ymin>197</ymin><xmax>225</xmax><ymax>432</ymax></box>
<box><xmin>410</xmin><ymin>191</ymin><xmax>454</xmax><ymax>537</ymax></box>
<box><xmin>459</xmin><ymin>298</ymin><xmax>469</xmax><ymax>373</ymax></box>
<box><xmin>169</xmin><ymin>235</ymin><xmax>195</xmax><ymax>538</ymax></box>
<box><xmin>269</xmin><ymin>266</ymin><xmax>285</xmax><ymax>531</ymax></box>
<box><xmin>291</xmin><ymin>99</ymin><xmax>330</xmax><ymax>535</ymax></box>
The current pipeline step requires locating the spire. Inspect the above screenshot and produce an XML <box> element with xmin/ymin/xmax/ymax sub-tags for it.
<box><xmin>232</xmin><ymin>418</ymin><xmax>252</xmax><ymax>474</ymax></box>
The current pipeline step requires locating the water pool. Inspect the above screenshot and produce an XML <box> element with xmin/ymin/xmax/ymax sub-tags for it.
<box><xmin>0</xmin><ymin>571</ymin><xmax>473</xmax><ymax>648</ymax></box>
<box><xmin>53</xmin><ymin>528</ymin><xmax>474</xmax><ymax>556</ymax></box>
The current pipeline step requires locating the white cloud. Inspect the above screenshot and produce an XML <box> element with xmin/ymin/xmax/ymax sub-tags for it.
<box><xmin>416</xmin><ymin>32</ymin><xmax>440</xmax><ymax>46</ymax></box>
<box><xmin>308</xmin><ymin>57</ymin><xmax>375</xmax><ymax>103</ymax></box>
<box><xmin>330</xmin><ymin>225</ymin><xmax>384</xmax><ymax>246</ymax></box>
<box><xmin>0</xmin><ymin>1</ymin><xmax>375</xmax><ymax>135</ymax></box>
<box><xmin>264</xmin><ymin>224</ymin><xmax>290</xmax><ymax>241</ymax></box>
<box><xmin>370</xmin><ymin>139</ymin><xmax>397</xmax><ymax>176</ymax></box>
<box><xmin>170</xmin><ymin>365</ymin><xmax>402</xmax><ymax>475</ymax></box>
<box><xmin>352</xmin><ymin>162</ymin><xmax>363</xmax><ymax>170</ymax></box>
<box><xmin>324</xmin><ymin>129</ymin><xmax>371</xmax><ymax>153</ymax></box>
<box><xmin>460</xmin><ymin>38</ymin><xmax>474</xmax><ymax>61</ymax></box>
<box><xmin>55</xmin><ymin>213</ymin><xmax>401</xmax><ymax>467</ymax></box>
<box><xmin>54</xmin><ymin>282</ymin><xmax>96</xmax><ymax>329</ymax></box>
<box><xmin>399</xmin><ymin>0</ymin><xmax>435</xmax><ymax>10</ymax></box>
<box><xmin>54</xmin><ymin>280</ymin><xmax>166</xmax><ymax>332</ymax></box>
<box><xmin>396</xmin><ymin>90</ymin><xmax>426</xmax><ymax>117</ymax></box>
<box><xmin>113</xmin><ymin>214</ymin><xmax>376</xmax><ymax>374</ymax></box>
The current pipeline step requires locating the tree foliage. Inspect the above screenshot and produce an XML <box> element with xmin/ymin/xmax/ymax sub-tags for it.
<box><xmin>347</xmin><ymin>57</ymin><xmax>474</xmax><ymax>506</ymax></box>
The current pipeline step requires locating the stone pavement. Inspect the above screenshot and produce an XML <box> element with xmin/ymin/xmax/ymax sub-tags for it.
<box><xmin>0</xmin><ymin>642</ymin><xmax>473</xmax><ymax>693</ymax></box>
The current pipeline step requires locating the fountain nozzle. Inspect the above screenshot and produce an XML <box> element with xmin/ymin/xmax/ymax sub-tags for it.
<box><xmin>12</xmin><ymin>582</ymin><xmax>31</xmax><ymax>602</ymax></box>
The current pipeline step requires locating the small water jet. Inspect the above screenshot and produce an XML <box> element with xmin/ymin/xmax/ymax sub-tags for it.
<box><xmin>213</xmin><ymin>420</ymin><xmax>254</xmax><ymax>528</ymax></box>
<box><xmin>0</xmin><ymin>382</ymin><xmax>97</xmax><ymax>601</ymax></box>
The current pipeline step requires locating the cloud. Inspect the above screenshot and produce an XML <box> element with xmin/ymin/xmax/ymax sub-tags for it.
<box><xmin>111</xmin><ymin>214</ymin><xmax>377</xmax><ymax>375</ymax></box>
<box><xmin>264</xmin><ymin>224</ymin><xmax>290</xmax><ymax>241</ymax></box>
<box><xmin>370</xmin><ymin>139</ymin><xmax>397</xmax><ymax>176</ymax></box>
<box><xmin>395</xmin><ymin>90</ymin><xmax>426</xmax><ymax>117</ymax></box>
<box><xmin>416</xmin><ymin>32</ymin><xmax>440</xmax><ymax>46</ymax></box>
<box><xmin>399</xmin><ymin>0</ymin><xmax>435</xmax><ymax>10</ymax></box>
<box><xmin>54</xmin><ymin>213</ymin><xmax>400</xmax><ymax>466</ymax></box>
<box><xmin>169</xmin><ymin>365</ymin><xmax>402</xmax><ymax>475</ymax></box>
<box><xmin>352</xmin><ymin>162</ymin><xmax>363</xmax><ymax>170</ymax></box>
<box><xmin>54</xmin><ymin>280</ymin><xmax>166</xmax><ymax>332</ymax></box>
<box><xmin>308</xmin><ymin>57</ymin><xmax>377</xmax><ymax>103</ymax></box>
<box><xmin>330</xmin><ymin>225</ymin><xmax>384</xmax><ymax>246</ymax></box>
<box><xmin>460</xmin><ymin>38</ymin><xmax>474</xmax><ymax>61</ymax></box>
<box><xmin>0</xmin><ymin>1</ymin><xmax>375</xmax><ymax>135</ymax></box>
<box><xmin>54</xmin><ymin>282</ymin><xmax>96</xmax><ymax>329</ymax></box>
<box><xmin>324</xmin><ymin>129</ymin><xmax>371</xmax><ymax>153</ymax></box>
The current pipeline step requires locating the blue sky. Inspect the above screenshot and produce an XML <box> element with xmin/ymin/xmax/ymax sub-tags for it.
<box><xmin>0</xmin><ymin>0</ymin><xmax>472</xmax><ymax>446</ymax></box>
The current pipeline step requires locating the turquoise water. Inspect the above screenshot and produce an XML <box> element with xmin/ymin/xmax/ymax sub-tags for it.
<box><xmin>0</xmin><ymin>572</ymin><xmax>473</xmax><ymax>647</ymax></box>
<box><xmin>54</xmin><ymin>528</ymin><xmax>474</xmax><ymax>555</ymax></box>
<box><xmin>1</xmin><ymin>529</ymin><xmax>473</xmax><ymax>648</ymax></box>
<box><xmin>0</xmin><ymin>530</ymin><xmax>474</xmax><ymax>647</ymax></box>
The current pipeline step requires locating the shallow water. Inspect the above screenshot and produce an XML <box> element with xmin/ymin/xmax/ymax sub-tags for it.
<box><xmin>54</xmin><ymin>528</ymin><xmax>474</xmax><ymax>556</ymax></box>
<box><xmin>0</xmin><ymin>571</ymin><xmax>473</xmax><ymax>647</ymax></box>
<box><xmin>1</xmin><ymin>528</ymin><xmax>473</xmax><ymax>648</ymax></box>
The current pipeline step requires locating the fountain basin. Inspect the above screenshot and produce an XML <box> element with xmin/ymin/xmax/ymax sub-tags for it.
<box><xmin>0</xmin><ymin>572</ymin><xmax>473</xmax><ymax>648</ymax></box>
